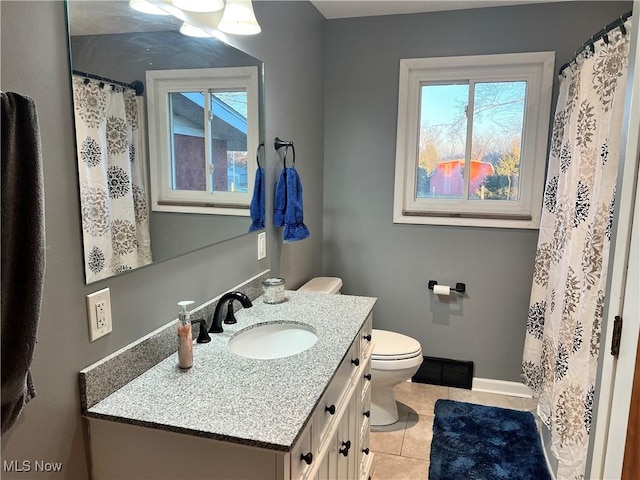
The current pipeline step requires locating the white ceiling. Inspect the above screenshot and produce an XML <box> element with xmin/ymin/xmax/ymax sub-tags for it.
<box><xmin>68</xmin><ymin>1</ymin><xmax>181</xmax><ymax>36</ymax></box>
<box><xmin>309</xmin><ymin>0</ymin><xmax>568</xmax><ymax>19</ymax></box>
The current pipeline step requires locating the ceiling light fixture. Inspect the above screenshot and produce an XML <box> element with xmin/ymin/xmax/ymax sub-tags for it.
<box><xmin>129</xmin><ymin>0</ymin><xmax>171</xmax><ymax>15</ymax></box>
<box><xmin>172</xmin><ymin>0</ymin><xmax>224</xmax><ymax>13</ymax></box>
<box><xmin>218</xmin><ymin>0</ymin><xmax>261</xmax><ymax>35</ymax></box>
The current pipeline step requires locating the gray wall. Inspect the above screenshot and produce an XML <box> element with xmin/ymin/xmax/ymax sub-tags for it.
<box><xmin>0</xmin><ymin>1</ymin><xmax>325</xmax><ymax>478</ymax></box>
<box><xmin>323</xmin><ymin>1</ymin><xmax>632</xmax><ymax>382</ymax></box>
<box><xmin>237</xmin><ymin>3</ymin><xmax>327</xmax><ymax>288</ymax></box>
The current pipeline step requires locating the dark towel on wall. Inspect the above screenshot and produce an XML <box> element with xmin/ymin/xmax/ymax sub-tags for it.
<box><xmin>248</xmin><ymin>166</ymin><xmax>265</xmax><ymax>232</ymax></box>
<box><xmin>1</xmin><ymin>92</ymin><xmax>46</xmax><ymax>435</ymax></box>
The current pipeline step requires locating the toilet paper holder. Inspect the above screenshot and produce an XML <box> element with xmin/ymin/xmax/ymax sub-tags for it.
<box><xmin>428</xmin><ymin>280</ymin><xmax>466</xmax><ymax>293</ymax></box>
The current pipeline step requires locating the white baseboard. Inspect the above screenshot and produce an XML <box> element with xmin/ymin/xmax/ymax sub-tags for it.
<box><xmin>472</xmin><ymin>377</ymin><xmax>534</xmax><ymax>398</ymax></box>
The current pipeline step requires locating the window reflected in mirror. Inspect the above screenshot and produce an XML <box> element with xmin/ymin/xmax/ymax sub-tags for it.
<box><xmin>169</xmin><ymin>89</ymin><xmax>250</xmax><ymax>195</ymax></box>
<box><xmin>147</xmin><ymin>67</ymin><xmax>259</xmax><ymax>214</ymax></box>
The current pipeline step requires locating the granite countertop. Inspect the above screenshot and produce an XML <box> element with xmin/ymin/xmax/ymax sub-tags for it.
<box><xmin>86</xmin><ymin>291</ymin><xmax>376</xmax><ymax>452</ymax></box>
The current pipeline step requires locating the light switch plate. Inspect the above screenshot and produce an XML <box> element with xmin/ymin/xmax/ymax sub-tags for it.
<box><xmin>87</xmin><ymin>288</ymin><xmax>112</xmax><ymax>342</ymax></box>
<box><xmin>257</xmin><ymin>232</ymin><xmax>266</xmax><ymax>260</ymax></box>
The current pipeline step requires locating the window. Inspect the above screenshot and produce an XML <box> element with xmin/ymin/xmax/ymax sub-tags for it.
<box><xmin>393</xmin><ymin>52</ymin><xmax>555</xmax><ymax>228</ymax></box>
<box><xmin>147</xmin><ymin>67</ymin><xmax>259</xmax><ymax>215</ymax></box>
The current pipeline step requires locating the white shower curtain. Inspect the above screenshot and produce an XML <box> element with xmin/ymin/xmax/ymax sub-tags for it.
<box><xmin>522</xmin><ymin>20</ymin><xmax>632</xmax><ymax>479</ymax></box>
<box><xmin>72</xmin><ymin>76</ymin><xmax>152</xmax><ymax>283</ymax></box>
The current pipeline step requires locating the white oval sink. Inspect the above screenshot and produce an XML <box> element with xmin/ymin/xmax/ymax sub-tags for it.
<box><xmin>228</xmin><ymin>322</ymin><xmax>318</xmax><ymax>359</ymax></box>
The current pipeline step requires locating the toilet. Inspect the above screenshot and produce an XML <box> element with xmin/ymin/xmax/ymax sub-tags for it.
<box><xmin>298</xmin><ymin>277</ymin><xmax>424</xmax><ymax>426</ymax></box>
<box><xmin>368</xmin><ymin>329</ymin><xmax>422</xmax><ymax>425</ymax></box>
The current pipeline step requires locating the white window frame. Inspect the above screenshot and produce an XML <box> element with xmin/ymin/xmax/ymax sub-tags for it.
<box><xmin>393</xmin><ymin>52</ymin><xmax>555</xmax><ymax>229</ymax></box>
<box><xmin>146</xmin><ymin>66</ymin><xmax>259</xmax><ymax>216</ymax></box>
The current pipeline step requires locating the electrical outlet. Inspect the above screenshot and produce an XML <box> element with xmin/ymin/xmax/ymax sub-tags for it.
<box><xmin>95</xmin><ymin>300</ymin><xmax>107</xmax><ymax>329</ymax></box>
<box><xmin>87</xmin><ymin>288</ymin><xmax>112</xmax><ymax>342</ymax></box>
<box><xmin>257</xmin><ymin>232</ymin><xmax>266</xmax><ymax>260</ymax></box>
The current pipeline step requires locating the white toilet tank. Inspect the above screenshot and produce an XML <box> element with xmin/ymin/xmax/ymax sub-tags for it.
<box><xmin>298</xmin><ymin>277</ymin><xmax>343</xmax><ymax>294</ymax></box>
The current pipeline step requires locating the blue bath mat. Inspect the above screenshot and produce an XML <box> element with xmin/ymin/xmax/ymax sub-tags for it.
<box><xmin>429</xmin><ymin>399</ymin><xmax>551</xmax><ymax>480</ymax></box>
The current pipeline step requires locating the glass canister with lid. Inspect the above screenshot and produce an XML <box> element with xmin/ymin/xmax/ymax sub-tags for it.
<box><xmin>262</xmin><ymin>277</ymin><xmax>285</xmax><ymax>304</ymax></box>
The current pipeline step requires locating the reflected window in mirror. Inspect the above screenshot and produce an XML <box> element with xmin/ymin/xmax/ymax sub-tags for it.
<box><xmin>147</xmin><ymin>67</ymin><xmax>259</xmax><ymax>215</ymax></box>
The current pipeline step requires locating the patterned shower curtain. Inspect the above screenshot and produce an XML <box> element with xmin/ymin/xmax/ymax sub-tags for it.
<box><xmin>72</xmin><ymin>76</ymin><xmax>152</xmax><ymax>283</ymax></box>
<box><xmin>522</xmin><ymin>20</ymin><xmax>632</xmax><ymax>479</ymax></box>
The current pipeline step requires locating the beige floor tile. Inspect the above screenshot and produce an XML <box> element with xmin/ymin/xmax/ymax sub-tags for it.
<box><xmin>370</xmin><ymin>382</ymin><xmax>540</xmax><ymax>476</ymax></box>
<box><xmin>370</xmin><ymin>406</ymin><xmax>409</xmax><ymax>455</ymax></box>
<box><xmin>394</xmin><ymin>382</ymin><xmax>448</xmax><ymax>415</ymax></box>
<box><xmin>372</xmin><ymin>452</ymin><xmax>429</xmax><ymax>480</ymax></box>
<box><xmin>448</xmin><ymin>387</ymin><xmax>523</xmax><ymax>410</ymax></box>
<box><xmin>400</xmin><ymin>413</ymin><xmax>434</xmax><ymax>461</ymax></box>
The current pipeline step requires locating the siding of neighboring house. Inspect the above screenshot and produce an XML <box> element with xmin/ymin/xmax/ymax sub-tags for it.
<box><xmin>428</xmin><ymin>159</ymin><xmax>494</xmax><ymax>197</ymax></box>
<box><xmin>174</xmin><ymin>134</ymin><xmax>207</xmax><ymax>191</ymax></box>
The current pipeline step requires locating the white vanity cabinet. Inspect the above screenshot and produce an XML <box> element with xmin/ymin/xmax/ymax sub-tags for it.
<box><xmin>313</xmin><ymin>314</ymin><xmax>373</xmax><ymax>480</ymax></box>
<box><xmin>86</xmin><ymin>314</ymin><xmax>374</xmax><ymax>480</ymax></box>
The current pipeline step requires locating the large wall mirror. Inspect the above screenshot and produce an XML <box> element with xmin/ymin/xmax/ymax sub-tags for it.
<box><xmin>65</xmin><ymin>1</ymin><xmax>265</xmax><ymax>283</ymax></box>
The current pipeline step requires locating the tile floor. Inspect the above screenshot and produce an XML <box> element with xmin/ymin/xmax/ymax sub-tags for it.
<box><xmin>370</xmin><ymin>382</ymin><xmax>539</xmax><ymax>480</ymax></box>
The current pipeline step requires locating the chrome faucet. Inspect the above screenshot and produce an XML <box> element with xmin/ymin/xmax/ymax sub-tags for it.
<box><xmin>209</xmin><ymin>291</ymin><xmax>253</xmax><ymax>333</ymax></box>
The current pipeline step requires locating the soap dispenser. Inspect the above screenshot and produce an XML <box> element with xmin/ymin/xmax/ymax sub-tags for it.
<box><xmin>177</xmin><ymin>301</ymin><xmax>195</xmax><ymax>369</ymax></box>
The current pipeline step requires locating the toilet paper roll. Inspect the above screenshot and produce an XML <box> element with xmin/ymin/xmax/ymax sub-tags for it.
<box><xmin>433</xmin><ymin>284</ymin><xmax>451</xmax><ymax>296</ymax></box>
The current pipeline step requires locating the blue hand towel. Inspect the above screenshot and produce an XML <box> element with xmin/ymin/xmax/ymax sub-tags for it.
<box><xmin>274</xmin><ymin>168</ymin><xmax>286</xmax><ymax>228</ymax></box>
<box><xmin>274</xmin><ymin>167</ymin><xmax>310</xmax><ymax>242</ymax></box>
<box><xmin>248</xmin><ymin>166</ymin><xmax>264</xmax><ymax>232</ymax></box>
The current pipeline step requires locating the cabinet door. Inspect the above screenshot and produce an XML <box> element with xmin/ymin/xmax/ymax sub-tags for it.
<box><xmin>335</xmin><ymin>393</ymin><xmax>358</xmax><ymax>480</ymax></box>
<box><xmin>291</xmin><ymin>422</ymin><xmax>314</xmax><ymax>480</ymax></box>
<box><xmin>318</xmin><ymin>423</ymin><xmax>340</xmax><ymax>480</ymax></box>
<box><xmin>360</xmin><ymin>314</ymin><xmax>373</xmax><ymax>359</ymax></box>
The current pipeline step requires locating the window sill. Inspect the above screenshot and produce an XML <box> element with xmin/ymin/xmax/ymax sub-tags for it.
<box><xmin>393</xmin><ymin>211</ymin><xmax>540</xmax><ymax>229</ymax></box>
<box><xmin>152</xmin><ymin>202</ymin><xmax>250</xmax><ymax>216</ymax></box>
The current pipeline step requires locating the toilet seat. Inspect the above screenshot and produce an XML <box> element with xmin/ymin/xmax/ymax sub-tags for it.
<box><xmin>371</xmin><ymin>329</ymin><xmax>422</xmax><ymax>361</ymax></box>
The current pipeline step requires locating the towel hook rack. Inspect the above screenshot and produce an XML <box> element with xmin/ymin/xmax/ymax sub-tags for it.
<box><xmin>256</xmin><ymin>142</ymin><xmax>265</xmax><ymax>168</ymax></box>
<box><xmin>274</xmin><ymin>137</ymin><xmax>295</xmax><ymax>167</ymax></box>
<box><xmin>274</xmin><ymin>137</ymin><xmax>293</xmax><ymax>150</ymax></box>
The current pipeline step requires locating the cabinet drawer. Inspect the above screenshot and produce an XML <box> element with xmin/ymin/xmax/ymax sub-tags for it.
<box><xmin>360</xmin><ymin>384</ymin><xmax>371</xmax><ymax>440</ymax></box>
<box><xmin>359</xmin><ymin>315</ymin><xmax>373</xmax><ymax>358</ymax></box>
<box><xmin>359</xmin><ymin>425</ymin><xmax>373</xmax><ymax>480</ymax></box>
<box><xmin>314</xmin><ymin>390</ymin><xmax>337</xmax><ymax>448</ymax></box>
<box><xmin>314</xmin><ymin>340</ymin><xmax>358</xmax><ymax>450</ymax></box>
<box><xmin>329</xmin><ymin>341</ymin><xmax>359</xmax><ymax>405</ymax></box>
<box><xmin>361</xmin><ymin>360</ymin><xmax>372</xmax><ymax>404</ymax></box>
<box><xmin>291</xmin><ymin>422</ymin><xmax>314</xmax><ymax>480</ymax></box>
<box><xmin>360</xmin><ymin>429</ymin><xmax>371</xmax><ymax>465</ymax></box>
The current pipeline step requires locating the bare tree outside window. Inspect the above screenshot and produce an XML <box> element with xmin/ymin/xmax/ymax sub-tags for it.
<box><xmin>418</xmin><ymin>81</ymin><xmax>526</xmax><ymax>201</ymax></box>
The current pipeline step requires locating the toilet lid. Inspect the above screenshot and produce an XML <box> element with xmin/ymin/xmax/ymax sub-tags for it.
<box><xmin>371</xmin><ymin>329</ymin><xmax>422</xmax><ymax>360</ymax></box>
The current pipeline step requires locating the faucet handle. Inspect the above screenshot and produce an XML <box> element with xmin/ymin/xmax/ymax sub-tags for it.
<box><xmin>192</xmin><ymin>319</ymin><xmax>212</xmax><ymax>343</ymax></box>
<box><xmin>223</xmin><ymin>300</ymin><xmax>238</xmax><ymax>325</ymax></box>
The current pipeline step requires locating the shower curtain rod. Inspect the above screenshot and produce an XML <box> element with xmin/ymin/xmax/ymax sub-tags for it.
<box><xmin>559</xmin><ymin>10</ymin><xmax>632</xmax><ymax>75</ymax></box>
<box><xmin>72</xmin><ymin>70</ymin><xmax>144</xmax><ymax>95</ymax></box>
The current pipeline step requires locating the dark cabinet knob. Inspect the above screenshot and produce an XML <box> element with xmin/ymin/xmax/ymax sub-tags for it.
<box><xmin>362</xmin><ymin>448</ymin><xmax>370</xmax><ymax>455</ymax></box>
<box><xmin>363</xmin><ymin>334</ymin><xmax>372</xmax><ymax>341</ymax></box>
<box><xmin>300</xmin><ymin>452</ymin><xmax>313</xmax><ymax>465</ymax></box>
<box><xmin>325</xmin><ymin>404</ymin><xmax>336</xmax><ymax>415</ymax></box>
<box><xmin>339</xmin><ymin>440</ymin><xmax>351</xmax><ymax>456</ymax></box>
<box><xmin>351</xmin><ymin>358</ymin><xmax>360</xmax><ymax>367</ymax></box>
<box><xmin>363</xmin><ymin>410</ymin><xmax>370</xmax><ymax>418</ymax></box>
<box><xmin>364</xmin><ymin>373</ymin><xmax>372</xmax><ymax>381</ymax></box>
